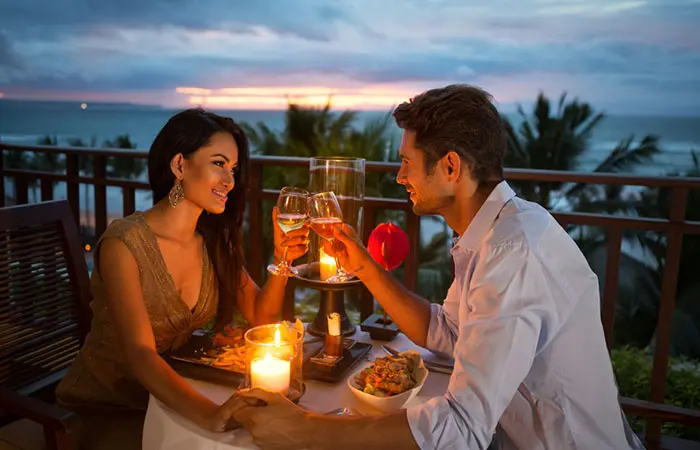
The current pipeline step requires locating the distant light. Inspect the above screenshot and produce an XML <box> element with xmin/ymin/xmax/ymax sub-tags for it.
<box><xmin>84</xmin><ymin>244</ymin><xmax>92</xmax><ymax>252</ymax></box>
<box><xmin>80</xmin><ymin>103</ymin><xmax>88</xmax><ymax>110</ymax></box>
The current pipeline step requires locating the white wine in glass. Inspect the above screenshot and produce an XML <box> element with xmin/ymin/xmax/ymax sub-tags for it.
<box><xmin>267</xmin><ymin>187</ymin><xmax>309</xmax><ymax>277</ymax></box>
<box><xmin>308</xmin><ymin>191</ymin><xmax>353</xmax><ymax>283</ymax></box>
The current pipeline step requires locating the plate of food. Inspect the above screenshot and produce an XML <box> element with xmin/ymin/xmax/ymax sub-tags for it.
<box><xmin>347</xmin><ymin>350</ymin><xmax>428</xmax><ymax>413</ymax></box>
<box><xmin>168</xmin><ymin>325</ymin><xmax>247</xmax><ymax>376</ymax></box>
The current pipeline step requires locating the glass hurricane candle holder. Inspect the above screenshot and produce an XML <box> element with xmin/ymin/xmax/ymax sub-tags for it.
<box><xmin>244</xmin><ymin>323</ymin><xmax>304</xmax><ymax>402</ymax></box>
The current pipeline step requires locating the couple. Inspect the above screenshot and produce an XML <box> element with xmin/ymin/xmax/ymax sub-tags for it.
<box><xmin>56</xmin><ymin>85</ymin><xmax>643</xmax><ymax>450</ymax></box>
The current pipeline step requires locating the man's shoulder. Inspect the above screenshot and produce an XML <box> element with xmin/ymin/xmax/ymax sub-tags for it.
<box><xmin>481</xmin><ymin>197</ymin><xmax>556</xmax><ymax>251</ymax></box>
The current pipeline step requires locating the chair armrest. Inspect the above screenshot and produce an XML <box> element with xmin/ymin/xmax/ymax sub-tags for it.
<box><xmin>0</xmin><ymin>387</ymin><xmax>74</xmax><ymax>431</ymax></box>
<box><xmin>621</xmin><ymin>396</ymin><xmax>700</xmax><ymax>427</ymax></box>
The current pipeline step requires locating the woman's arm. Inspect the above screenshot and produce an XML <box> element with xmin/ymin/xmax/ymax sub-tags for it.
<box><xmin>236</xmin><ymin>207</ymin><xmax>309</xmax><ymax>326</ymax></box>
<box><xmin>99</xmin><ymin>238</ymin><xmax>231</xmax><ymax>432</ymax></box>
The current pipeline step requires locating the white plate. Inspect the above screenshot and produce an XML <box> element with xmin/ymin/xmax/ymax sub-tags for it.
<box><xmin>347</xmin><ymin>350</ymin><xmax>429</xmax><ymax>413</ymax></box>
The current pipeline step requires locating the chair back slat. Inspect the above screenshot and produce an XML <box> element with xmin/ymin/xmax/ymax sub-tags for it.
<box><xmin>0</xmin><ymin>200</ymin><xmax>91</xmax><ymax>395</ymax></box>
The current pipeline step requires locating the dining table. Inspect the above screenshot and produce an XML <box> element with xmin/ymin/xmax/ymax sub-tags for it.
<box><xmin>142</xmin><ymin>327</ymin><xmax>453</xmax><ymax>450</ymax></box>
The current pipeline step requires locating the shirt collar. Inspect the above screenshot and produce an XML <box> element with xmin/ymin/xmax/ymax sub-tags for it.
<box><xmin>452</xmin><ymin>181</ymin><xmax>516</xmax><ymax>252</ymax></box>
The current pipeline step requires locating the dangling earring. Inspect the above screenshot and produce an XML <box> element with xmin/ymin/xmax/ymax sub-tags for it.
<box><xmin>168</xmin><ymin>179</ymin><xmax>185</xmax><ymax>207</ymax></box>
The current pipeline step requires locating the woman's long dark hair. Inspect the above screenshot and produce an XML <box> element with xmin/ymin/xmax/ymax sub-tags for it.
<box><xmin>148</xmin><ymin>108</ymin><xmax>249</xmax><ymax>330</ymax></box>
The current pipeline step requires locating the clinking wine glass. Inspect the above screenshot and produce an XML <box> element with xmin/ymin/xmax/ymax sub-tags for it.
<box><xmin>267</xmin><ymin>187</ymin><xmax>309</xmax><ymax>277</ymax></box>
<box><xmin>308</xmin><ymin>191</ymin><xmax>353</xmax><ymax>283</ymax></box>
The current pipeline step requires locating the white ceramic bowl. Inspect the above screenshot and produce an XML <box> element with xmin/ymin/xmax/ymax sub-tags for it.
<box><xmin>347</xmin><ymin>350</ymin><xmax>429</xmax><ymax>413</ymax></box>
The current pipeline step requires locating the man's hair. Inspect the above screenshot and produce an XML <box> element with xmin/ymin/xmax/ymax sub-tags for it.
<box><xmin>392</xmin><ymin>84</ymin><xmax>506</xmax><ymax>184</ymax></box>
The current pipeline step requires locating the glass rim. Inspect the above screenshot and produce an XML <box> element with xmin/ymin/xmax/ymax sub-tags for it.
<box><xmin>279</xmin><ymin>186</ymin><xmax>310</xmax><ymax>195</ymax></box>
<box><xmin>309</xmin><ymin>156</ymin><xmax>366</xmax><ymax>162</ymax></box>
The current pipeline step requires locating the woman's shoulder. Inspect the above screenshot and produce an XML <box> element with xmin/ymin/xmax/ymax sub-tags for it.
<box><xmin>93</xmin><ymin>212</ymin><xmax>157</xmax><ymax>274</ymax></box>
<box><xmin>99</xmin><ymin>212</ymin><xmax>149</xmax><ymax>243</ymax></box>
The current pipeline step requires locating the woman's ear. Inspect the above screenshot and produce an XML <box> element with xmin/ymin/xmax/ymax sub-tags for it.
<box><xmin>170</xmin><ymin>153</ymin><xmax>185</xmax><ymax>180</ymax></box>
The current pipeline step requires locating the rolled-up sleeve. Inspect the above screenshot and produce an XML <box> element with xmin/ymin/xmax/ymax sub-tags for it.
<box><xmin>407</xmin><ymin>243</ymin><xmax>561</xmax><ymax>449</ymax></box>
<box><xmin>425</xmin><ymin>283</ymin><xmax>460</xmax><ymax>358</ymax></box>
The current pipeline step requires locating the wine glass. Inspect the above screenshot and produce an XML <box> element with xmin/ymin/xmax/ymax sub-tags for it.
<box><xmin>267</xmin><ymin>187</ymin><xmax>309</xmax><ymax>277</ymax></box>
<box><xmin>307</xmin><ymin>191</ymin><xmax>353</xmax><ymax>283</ymax></box>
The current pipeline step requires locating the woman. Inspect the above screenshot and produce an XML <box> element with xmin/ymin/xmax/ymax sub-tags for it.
<box><xmin>55</xmin><ymin>108</ymin><xmax>308</xmax><ymax>449</ymax></box>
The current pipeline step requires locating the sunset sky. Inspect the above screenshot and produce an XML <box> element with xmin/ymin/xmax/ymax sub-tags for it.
<box><xmin>1</xmin><ymin>0</ymin><xmax>699</xmax><ymax>114</ymax></box>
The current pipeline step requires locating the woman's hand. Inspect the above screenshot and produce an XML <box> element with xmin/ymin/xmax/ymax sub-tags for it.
<box><xmin>272</xmin><ymin>206</ymin><xmax>310</xmax><ymax>265</ymax></box>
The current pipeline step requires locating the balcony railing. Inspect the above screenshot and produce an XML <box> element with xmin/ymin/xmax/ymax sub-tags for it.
<box><xmin>2</xmin><ymin>142</ymin><xmax>700</xmax><ymax>448</ymax></box>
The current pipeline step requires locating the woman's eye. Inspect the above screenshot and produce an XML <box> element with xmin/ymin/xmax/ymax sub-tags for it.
<box><xmin>213</xmin><ymin>160</ymin><xmax>225</xmax><ymax>167</ymax></box>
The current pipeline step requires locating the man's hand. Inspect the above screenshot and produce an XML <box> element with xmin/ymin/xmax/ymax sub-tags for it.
<box><xmin>272</xmin><ymin>206</ymin><xmax>310</xmax><ymax>265</ymax></box>
<box><xmin>233</xmin><ymin>388</ymin><xmax>312</xmax><ymax>450</ymax></box>
<box><xmin>323</xmin><ymin>223</ymin><xmax>374</xmax><ymax>276</ymax></box>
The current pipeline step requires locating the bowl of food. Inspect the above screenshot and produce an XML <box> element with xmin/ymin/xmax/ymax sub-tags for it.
<box><xmin>347</xmin><ymin>350</ymin><xmax>428</xmax><ymax>413</ymax></box>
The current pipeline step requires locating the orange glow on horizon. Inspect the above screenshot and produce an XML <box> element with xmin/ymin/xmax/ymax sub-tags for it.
<box><xmin>0</xmin><ymin>92</ymin><xmax>4</xmax><ymax>99</ymax></box>
<box><xmin>176</xmin><ymin>85</ymin><xmax>416</xmax><ymax>110</ymax></box>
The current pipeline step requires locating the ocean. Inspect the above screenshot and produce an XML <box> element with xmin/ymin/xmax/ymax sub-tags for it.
<box><xmin>2</xmin><ymin>100</ymin><xmax>699</xmax><ymax>173</ymax></box>
<box><xmin>1</xmin><ymin>99</ymin><xmax>699</xmax><ymax>247</ymax></box>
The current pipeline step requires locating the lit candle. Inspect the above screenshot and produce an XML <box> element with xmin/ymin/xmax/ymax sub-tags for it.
<box><xmin>319</xmin><ymin>248</ymin><xmax>337</xmax><ymax>281</ymax></box>
<box><xmin>250</xmin><ymin>353</ymin><xmax>291</xmax><ymax>395</ymax></box>
<box><xmin>327</xmin><ymin>312</ymin><xmax>341</xmax><ymax>337</ymax></box>
<box><xmin>249</xmin><ymin>327</ymin><xmax>291</xmax><ymax>395</ymax></box>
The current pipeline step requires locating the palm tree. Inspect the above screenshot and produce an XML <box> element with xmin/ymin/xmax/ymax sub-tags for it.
<box><xmin>502</xmin><ymin>93</ymin><xmax>676</xmax><ymax>352</ymax></box>
<box><xmin>102</xmin><ymin>134</ymin><xmax>145</xmax><ymax>179</ymax></box>
<box><xmin>242</xmin><ymin>102</ymin><xmax>402</xmax><ymax>264</ymax></box>
<box><xmin>503</xmin><ymin>92</ymin><xmax>660</xmax><ymax>209</ymax></box>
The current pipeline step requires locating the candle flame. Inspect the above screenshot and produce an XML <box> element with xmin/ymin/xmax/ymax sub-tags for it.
<box><xmin>274</xmin><ymin>327</ymin><xmax>281</xmax><ymax>346</ymax></box>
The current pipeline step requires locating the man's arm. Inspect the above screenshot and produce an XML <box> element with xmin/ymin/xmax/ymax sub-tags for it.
<box><xmin>330</xmin><ymin>223</ymin><xmax>463</xmax><ymax>350</ymax></box>
<box><xmin>233</xmin><ymin>390</ymin><xmax>420</xmax><ymax>450</ymax></box>
<box><xmin>406</xmin><ymin>242</ymin><xmax>563</xmax><ymax>449</ymax></box>
<box><xmin>356</xmin><ymin>256</ymin><xmax>432</xmax><ymax>347</ymax></box>
<box><xmin>309</xmin><ymin>410</ymin><xmax>419</xmax><ymax>450</ymax></box>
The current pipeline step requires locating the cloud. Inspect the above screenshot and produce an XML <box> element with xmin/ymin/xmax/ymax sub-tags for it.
<box><xmin>0</xmin><ymin>32</ymin><xmax>23</xmax><ymax>71</ymax></box>
<box><xmin>0</xmin><ymin>0</ymin><xmax>698</xmax><ymax>114</ymax></box>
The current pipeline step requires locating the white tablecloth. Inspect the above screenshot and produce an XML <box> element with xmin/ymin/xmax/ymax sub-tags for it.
<box><xmin>142</xmin><ymin>328</ymin><xmax>451</xmax><ymax>450</ymax></box>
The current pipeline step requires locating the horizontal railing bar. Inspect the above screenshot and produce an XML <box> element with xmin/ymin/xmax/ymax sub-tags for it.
<box><xmin>0</xmin><ymin>143</ymin><xmax>146</xmax><ymax>158</ymax></box>
<box><xmin>554</xmin><ymin>212</ymin><xmax>700</xmax><ymax>234</ymax></box>
<box><xmin>2</xmin><ymin>169</ymin><xmax>150</xmax><ymax>190</ymax></box>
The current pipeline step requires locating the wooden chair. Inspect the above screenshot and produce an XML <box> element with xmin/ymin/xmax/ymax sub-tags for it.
<box><xmin>0</xmin><ymin>200</ymin><xmax>92</xmax><ymax>450</ymax></box>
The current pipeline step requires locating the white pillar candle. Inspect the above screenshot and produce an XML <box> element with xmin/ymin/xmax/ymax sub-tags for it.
<box><xmin>250</xmin><ymin>352</ymin><xmax>290</xmax><ymax>395</ymax></box>
<box><xmin>327</xmin><ymin>312</ymin><xmax>341</xmax><ymax>336</ymax></box>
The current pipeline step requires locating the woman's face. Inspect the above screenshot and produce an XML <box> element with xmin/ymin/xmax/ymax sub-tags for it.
<box><xmin>176</xmin><ymin>131</ymin><xmax>239</xmax><ymax>214</ymax></box>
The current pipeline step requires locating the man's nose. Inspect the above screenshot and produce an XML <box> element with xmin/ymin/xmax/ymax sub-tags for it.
<box><xmin>396</xmin><ymin>168</ymin><xmax>407</xmax><ymax>185</ymax></box>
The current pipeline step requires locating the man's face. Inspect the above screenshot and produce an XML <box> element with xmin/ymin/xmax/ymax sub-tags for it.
<box><xmin>396</xmin><ymin>131</ymin><xmax>453</xmax><ymax>216</ymax></box>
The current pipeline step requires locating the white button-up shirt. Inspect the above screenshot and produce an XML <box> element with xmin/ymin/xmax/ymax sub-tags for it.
<box><xmin>406</xmin><ymin>181</ymin><xmax>644</xmax><ymax>450</ymax></box>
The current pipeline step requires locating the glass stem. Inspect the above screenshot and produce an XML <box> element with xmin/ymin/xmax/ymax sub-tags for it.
<box><xmin>280</xmin><ymin>245</ymin><xmax>290</xmax><ymax>267</ymax></box>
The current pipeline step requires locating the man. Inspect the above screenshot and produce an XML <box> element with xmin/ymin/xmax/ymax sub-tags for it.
<box><xmin>232</xmin><ymin>84</ymin><xmax>644</xmax><ymax>449</ymax></box>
